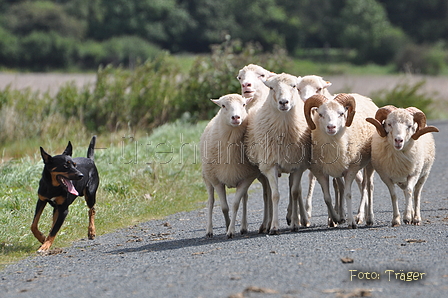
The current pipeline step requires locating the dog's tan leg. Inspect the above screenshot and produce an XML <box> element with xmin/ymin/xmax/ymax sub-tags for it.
<box><xmin>31</xmin><ymin>198</ymin><xmax>47</xmax><ymax>244</ymax></box>
<box><xmin>88</xmin><ymin>207</ymin><xmax>96</xmax><ymax>240</ymax></box>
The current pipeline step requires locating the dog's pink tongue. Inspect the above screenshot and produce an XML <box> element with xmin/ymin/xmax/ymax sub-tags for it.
<box><xmin>63</xmin><ymin>178</ymin><xmax>79</xmax><ymax>196</ymax></box>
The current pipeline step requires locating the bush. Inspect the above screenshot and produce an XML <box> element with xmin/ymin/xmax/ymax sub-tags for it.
<box><xmin>19</xmin><ymin>31</ymin><xmax>77</xmax><ymax>70</ymax></box>
<box><xmin>394</xmin><ymin>42</ymin><xmax>448</xmax><ymax>75</ymax></box>
<box><xmin>370</xmin><ymin>80</ymin><xmax>434</xmax><ymax>117</ymax></box>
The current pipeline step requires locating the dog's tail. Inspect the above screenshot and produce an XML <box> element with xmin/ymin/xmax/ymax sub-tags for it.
<box><xmin>87</xmin><ymin>135</ymin><xmax>96</xmax><ymax>160</ymax></box>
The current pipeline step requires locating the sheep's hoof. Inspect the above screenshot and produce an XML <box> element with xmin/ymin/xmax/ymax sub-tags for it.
<box><xmin>226</xmin><ymin>232</ymin><xmax>234</xmax><ymax>239</ymax></box>
<box><xmin>391</xmin><ymin>221</ymin><xmax>401</xmax><ymax>227</ymax></box>
<box><xmin>403</xmin><ymin>219</ymin><xmax>411</xmax><ymax>225</ymax></box>
<box><xmin>366</xmin><ymin>220</ymin><xmax>374</xmax><ymax>226</ymax></box>
<box><xmin>258</xmin><ymin>225</ymin><xmax>268</xmax><ymax>234</ymax></box>
<box><xmin>269</xmin><ymin>228</ymin><xmax>280</xmax><ymax>235</ymax></box>
<box><xmin>301</xmin><ymin>219</ymin><xmax>310</xmax><ymax>227</ymax></box>
<box><xmin>206</xmin><ymin>232</ymin><xmax>213</xmax><ymax>238</ymax></box>
<box><xmin>347</xmin><ymin>223</ymin><xmax>357</xmax><ymax>229</ymax></box>
<box><xmin>412</xmin><ymin>219</ymin><xmax>421</xmax><ymax>226</ymax></box>
<box><xmin>328</xmin><ymin>219</ymin><xmax>338</xmax><ymax>228</ymax></box>
<box><xmin>240</xmin><ymin>228</ymin><xmax>248</xmax><ymax>235</ymax></box>
<box><xmin>286</xmin><ymin>217</ymin><xmax>291</xmax><ymax>226</ymax></box>
<box><xmin>338</xmin><ymin>218</ymin><xmax>346</xmax><ymax>224</ymax></box>
<box><xmin>355</xmin><ymin>215</ymin><xmax>364</xmax><ymax>225</ymax></box>
<box><xmin>291</xmin><ymin>226</ymin><xmax>299</xmax><ymax>232</ymax></box>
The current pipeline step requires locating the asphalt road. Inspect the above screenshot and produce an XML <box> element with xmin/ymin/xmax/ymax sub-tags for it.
<box><xmin>1</xmin><ymin>121</ymin><xmax>447</xmax><ymax>298</ymax></box>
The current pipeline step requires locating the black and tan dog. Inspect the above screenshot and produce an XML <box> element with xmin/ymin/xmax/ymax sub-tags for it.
<box><xmin>31</xmin><ymin>136</ymin><xmax>99</xmax><ymax>253</ymax></box>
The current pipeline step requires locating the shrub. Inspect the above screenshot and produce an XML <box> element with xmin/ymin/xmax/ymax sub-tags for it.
<box><xmin>394</xmin><ymin>42</ymin><xmax>448</xmax><ymax>75</ymax></box>
<box><xmin>370</xmin><ymin>80</ymin><xmax>434</xmax><ymax>117</ymax></box>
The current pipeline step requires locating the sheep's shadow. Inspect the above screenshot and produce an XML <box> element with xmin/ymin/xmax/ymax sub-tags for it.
<box><xmin>104</xmin><ymin>219</ymin><xmax>389</xmax><ymax>256</ymax></box>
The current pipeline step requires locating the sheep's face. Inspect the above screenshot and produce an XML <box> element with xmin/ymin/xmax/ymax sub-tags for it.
<box><xmin>315</xmin><ymin>100</ymin><xmax>347</xmax><ymax>136</ymax></box>
<box><xmin>211</xmin><ymin>94</ymin><xmax>250</xmax><ymax>127</ymax></box>
<box><xmin>264</xmin><ymin>74</ymin><xmax>300</xmax><ymax>112</ymax></box>
<box><xmin>384</xmin><ymin>110</ymin><xmax>417</xmax><ymax>151</ymax></box>
<box><xmin>297</xmin><ymin>75</ymin><xmax>332</xmax><ymax>101</ymax></box>
<box><xmin>237</xmin><ymin>64</ymin><xmax>274</xmax><ymax>98</ymax></box>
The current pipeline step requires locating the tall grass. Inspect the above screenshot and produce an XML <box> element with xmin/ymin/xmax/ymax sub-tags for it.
<box><xmin>0</xmin><ymin>120</ymin><xmax>208</xmax><ymax>266</ymax></box>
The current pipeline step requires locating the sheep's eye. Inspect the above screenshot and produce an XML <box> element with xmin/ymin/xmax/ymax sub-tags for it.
<box><xmin>339</xmin><ymin>112</ymin><xmax>344</xmax><ymax>117</ymax></box>
<box><xmin>407</xmin><ymin>125</ymin><xmax>412</xmax><ymax>129</ymax></box>
<box><xmin>243</xmin><ymin>103</ymin><xmax>246</xmax><ymax>107</ymax></box>
<box><xmin>269</xmin><ymin>87</ymin><xmax>273</xmax><ymax>90</ymax></box>
<box><xmin>387</xmin><ymin>123</ymin><xmax>392</xmax><ymax>127</ymax></box>
<box><xmin>260</xmin><ymin>74</ymin><xmax>265</xmax><ymax>77</ymax></box>
<box><xmin>317</xmin><ymin>88</ymin><xmax>322</xmax><ymax>92</ymax></box>
<box><xmin>292</xmin><ymin>84</ymin><xmax>296</xmax><ymax>88</ymax></box>
<box><xmin>222</xmin><ymin>104</ymin><xmax>226</xmax><ymax>108</ymax></box>
<box><xmin>318</xmin><ymin>113</ymin><xmax>323</xmax><ymax>117</ymax></box>
<box><xmin>237</xmin><ymin>76</ymin><xmax>241</xmax><ymax>80</ymax></box>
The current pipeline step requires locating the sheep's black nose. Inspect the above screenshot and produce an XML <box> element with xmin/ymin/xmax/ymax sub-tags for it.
<box><xmin>232</xmin><ymin>115</ymin><xmax>241</xmax><ymax>120</ymax></box>
<box><xmin>279</xmin><ymin>100</ymin><xmax>289</xmax><ymax>105</ymax></box>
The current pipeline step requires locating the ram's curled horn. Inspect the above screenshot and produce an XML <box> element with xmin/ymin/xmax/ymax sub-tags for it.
<box><xmin>406</xmin><ymin>107</ymin><xmax>440</xmax><ymax>140</ymax></box>
<box><xmin>365</xmin><ymin>105</ymin><xmax>397</xmax><ymax>137</ymax></box>
<box><xmin>304</xmin><ymin>94</ymin><xmax>328</xmax><ymax>130</ymax></box>
<box><xmin>333</xmin><ymin>93</ymin><xmax>356</xmax><ymax>127</ymax></box>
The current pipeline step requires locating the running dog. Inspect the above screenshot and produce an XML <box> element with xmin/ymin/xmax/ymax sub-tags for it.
<box><xmin>31</xmin><ymin>136</ymin><xmax>99</xmax><ymax>253</ymax></box>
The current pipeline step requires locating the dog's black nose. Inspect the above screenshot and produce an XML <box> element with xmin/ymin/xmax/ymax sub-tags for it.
<box><xmin>78</xmin><ymin>173</ymin><xmax>84</xmax><ymax>179</ymax></box>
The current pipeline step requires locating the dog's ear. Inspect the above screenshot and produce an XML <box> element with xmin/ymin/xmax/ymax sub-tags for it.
<box><xmin>40</xmin><ymin>147</ymin><xmax>52</xmax><ymax>164</ymax></box>
<box><xmin>63</xmin><ymin>141</ymin><xmax>73</xmax><ymax>156</ymax></box>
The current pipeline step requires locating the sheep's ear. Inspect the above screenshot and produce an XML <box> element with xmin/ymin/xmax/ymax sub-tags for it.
<box><xmin>210</xmin><ymin>98</ymin><xmax>221</xmax><ymax>107</ymax></box>
<box><xmin>245</xmin><ymin>97</ymin><xmax>254</xmax><ymax>105</ymax></box>
<box><xmin>324</xmin><ymin>80</ymin><xmax>332</xmax><ymax>88</ymax></box>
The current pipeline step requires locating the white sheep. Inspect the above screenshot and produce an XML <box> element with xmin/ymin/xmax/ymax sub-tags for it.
<box><xmin>296</xmin><ymin>75</ymin><xmax>333</xmax><ymax>219</ymax></box>
<box><xmin>297</xmin><ymin>75</ymin><xmax>333</xmax><ymax>101</ymax></box>
<box><xmin>200</xmin><ymin>94</ymin><xmax>260</xmax><ymax>238</ymax></box>
<box><xmin>304</xmin><ymin>93</ymin><xmax>378</xmax><ymax>228</ymax></box>
<box><xmin>245</xmin><ymin>73</ymin><xmax>311</xmax><ymax>234</ymax></box>
<box><xmin>296</xmin><ymin>75</ymin><xmax>364</xmax><ymax>223</ymax></box>
<box><xmin>366</xmin><ymin>106</ymin><xmax>439</xmax><ymax>226</ymax></box>
<box><xmin>237</xmin><ymin>64</ymin><xmax>276</xmax><ymax>233</ymax></box>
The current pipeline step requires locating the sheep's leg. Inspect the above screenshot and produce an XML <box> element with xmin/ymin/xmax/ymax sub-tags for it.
<box><xmin>364</xmin><ymin>164</ymin><xmax>375</xmax><ymax>226</ymax></box>
<box><xmin>205</xmin><ymin>180</ymin><xmax>215</xmax><ymax>237</ymax></box>
<box><xmin>344</xmin><ymin>170</ymin><xmax>357</xmax><ymax>229</ymax></box>
<box><xmin>356</xmin><ymin>170</ymin><xmax>367</xmax><ymax>225</ymax></box>
<box><xmin>383</xmin><ymin>178</ymin><xmax>400</xmax><ymax>226</ymax></box>
<box><xmin>286</xmin><ymin>175</ymin><xmax>293</xmax><ymax>226</ymax></box>
<box><xmin>335</xmin><ymin>177</ymin><xmax>345</xmax><ymax>222</ymax></box>
<box><xmin>227</xmin><ymin>179</ymin><xmax>253</xmax><ymax>238</ymax></box>
<box><xmin>412</xmin><ymin>174</ymin><xmax>427</xmax><ymax>225</ymax></box>
<box><xmin>214</xmin><ymin>183</ymin><xmax>230</xmax><ymax>231</ymax></box>
<box><xmin>241</xmin><ymin>191</ymin><xmax>248</xmax><ymax>234</ymax></box>
<box><xmin>264</xmin><ymin>167</ymin><xmax>280</xmax><ymax>235</ymax></box>
<box><xmin>290</xmin><ymin>169</ymin><xmax>309</xmax><ymax>229</ymax></box>
<box><xmin>258</xmin><ymin>175</ymin><xmax>272</xmax><ymax>234</ymax></box>
<box><xmin>402</xmin><ymin>176</ymin><xmax>418</xmax><ymax>225</ymax></box>
<box><xmin>314</xmin><ymin>172</ymin><xmax>340</xmax><ymax>227</ymax></box>
<box><xmin>305</xmin><ymin>170</ymin><xmax>315</xmax><ymax>219</ymax></box>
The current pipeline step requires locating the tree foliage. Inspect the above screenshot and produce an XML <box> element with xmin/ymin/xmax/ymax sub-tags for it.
<box><xmin>0</xmin><ymin>0</ymin><xmax>447</xmax><ymax>72</ymax></box>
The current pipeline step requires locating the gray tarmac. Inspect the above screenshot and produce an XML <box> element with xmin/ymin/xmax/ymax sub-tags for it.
<box><xmin>1</xmin><ymin>121</ymin><xmax>447</xmax><ymax>298</ymax></box>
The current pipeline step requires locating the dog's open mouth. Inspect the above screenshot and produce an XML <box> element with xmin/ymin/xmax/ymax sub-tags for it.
<box><xmin>58</xmin><ymin>176</ymin><xmax>79</xmax><ymax>196</ymax></box>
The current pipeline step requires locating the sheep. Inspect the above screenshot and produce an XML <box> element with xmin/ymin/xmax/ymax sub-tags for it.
<box><xmin>200</xmin><ymin>94</ymin><xmax>260</xmax><ymax>238</ymax></box>
<box><xmin>245</xmin><ymin>73</ymin><xmax>311</xmax><ymax>234</ymax></box>
<box><xmin>296</xmin><ymin>75</ymin><xmax>333</xmax><ymax>219</ymax></box>
<box><xmin>304</xmin><ymin>93</ymin><xmax>378</xmax><ymax>228</ymax></box>
<box><xmin>237</xmin><ymin>63</ymin><xmax>276</xmax><ymax>110</ymax></box>
<box><xmin>366</xmin><ymin>106</ymin><xmax>439</xmax><ymax>226</ymax></box>
<box><xmin>296</xmin><ymin>75</ymin><xmax>364</xmax><ymax>223</ymax></box>
<box><xmin>297</xmin><ymin>75</ymin><xmax>333</xmax><ymax>101</ymax></box>
<box><xmin>237</xmin><ymin>64</ymin><xmax>276</xmax><ymax>233</ymax></box>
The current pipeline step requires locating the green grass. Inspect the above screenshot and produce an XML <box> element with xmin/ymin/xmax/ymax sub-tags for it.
<box><xmin>0</xmin><ymin>120</ymin><xmax>208</xmax><ymax>267</ymax></box>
